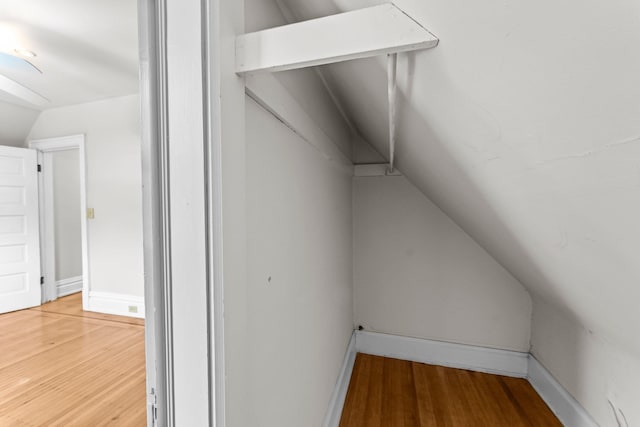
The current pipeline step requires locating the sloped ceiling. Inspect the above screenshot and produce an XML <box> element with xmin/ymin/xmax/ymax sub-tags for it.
<box><xmin>0</xmin><ymin>0</ymin><xmax>139</xmax><ymax>145</ymax></box>
<box><xmin>0</xmin><ymin>101</ymin><xmax>40</xmax><ymax>147</ymax></box>
<box><xmin>281</xmin><ymin>0</ymin><xmax>640</xmax><ymax>356</ymax></box>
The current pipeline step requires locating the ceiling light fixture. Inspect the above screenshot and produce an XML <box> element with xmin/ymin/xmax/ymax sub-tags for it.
<box><xmin>14</xmin><ymin>48</ymin><xmax>36</xmax><ymax>58</ymax></box>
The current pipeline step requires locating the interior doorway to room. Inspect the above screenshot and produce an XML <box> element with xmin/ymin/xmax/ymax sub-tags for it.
<box><xmin>0</xmin><ymin>132</ymin><xmax>148</xmax><ymax>425</ymax></box>
<box><xmin>0</xmin><ymin>131</ymin><xmax>149</xmax><ymax>426</ymax></box>
<box><xmin>0</xmin><ymin>0</ymin><xmax>154</xmax><ymax>424</ymax></box>
<box><xmin>30</xmin><ymin>135</ymin><xmax>89</xmax><ymax>308</ymax></box>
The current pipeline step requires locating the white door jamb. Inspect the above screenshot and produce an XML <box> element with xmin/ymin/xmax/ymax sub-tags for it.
<box><xmin>29</xmin><ymin>135</ymin><xmax>89</xmax><ymax>308</ymax></box>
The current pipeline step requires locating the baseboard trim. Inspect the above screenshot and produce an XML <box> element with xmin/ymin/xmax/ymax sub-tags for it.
<box><xmin>355</xmin><ymin>331</ymin><xmax>529</xmax><ymax>378</ymax></box>
<box><xmin>324</xmin><ymin>331</ymin><xmax>597</xmax><ymax>426</ymax></box>
<box><xmin>87</xmin><ymin>291</ymin><xmax>145</xmax><ymax>319</ymax></box>
<box><xmin>56</xmin><ymin>276</ymin><xmax>83</xmax><ymax>298</ymax></box>
<box><xmin>528</xmin><ymin>356</ymin><xmax>598</xmax><ymax>427</ymax></box>
<box><xmin>323</xmin><ymin>331</ymin><xmax>357</xmax><ymax>427</ymax></box>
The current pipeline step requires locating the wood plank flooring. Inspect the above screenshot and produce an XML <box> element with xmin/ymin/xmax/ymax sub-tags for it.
<box><xmin>0</xmin><ymin>293</ymin><xmax>146</xmax><ymax>426</ymax></box>
<box><xmin>340</xmin><ymin>353</ymin><xmax>562</xmax><ymax>427</ymax></box>
<box><xmin>32</xmin><ymin>293</ymin><xmax>145</xmax><ymax>326</ymax></box>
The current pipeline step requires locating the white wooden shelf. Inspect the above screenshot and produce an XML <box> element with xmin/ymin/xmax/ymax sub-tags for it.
<box><xmin>236</xmin><ymin>3</ymin><xmax>438</xmax><ymax>75</ymax></box>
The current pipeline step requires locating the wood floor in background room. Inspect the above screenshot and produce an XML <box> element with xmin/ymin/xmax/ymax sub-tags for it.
<box><xmin>340</xmin><ymin>353</ymin><xmax>562</xmax><ymax>427</ymax></box>
<box><xmin>0</xmin><ymin>293</ymin><xmax>146</xmax><ymax>426</ymax></box>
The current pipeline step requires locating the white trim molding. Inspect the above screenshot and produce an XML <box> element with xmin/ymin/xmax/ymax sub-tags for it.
<box><xmin>528</xmin><ymin>356</ymin><xmax>599</xmax><ymax>427</ymax></box>
<box><xmin>56</xmin><ymin>276</ymin><xmax>83</xmax><ymax>298</ymax></box>
<box><xmin>29</xmin><ymin>134</ymin><xmax>89</xmax><ymax>310</ymax></box>
<box><xmin>323</xmin><ymin>332</ymin><xmax>357</xmax><ymax>427</ymax></box>
<box><xmin>323</xmin><ymin>330</ymin><xmax>598</xmax><ymax>426</ymax></box>
<box><xmin>355</xmin><ymin>330</ymin><xmax>529</xmax><ymax>378</ymax></box>
<box><xmin>30</xmin><ymin>134</ymin><xmax>85</xmax><ymax>152</ymax></box>
<box><xmin>354</xmin><ymin>164</ymin><xmax>402</xmax><ymax>177</ymax></box>
<box><xmin>87</xmin><ymin>291</ymin><xmax>145</xmax><ymax>319</ymax></box>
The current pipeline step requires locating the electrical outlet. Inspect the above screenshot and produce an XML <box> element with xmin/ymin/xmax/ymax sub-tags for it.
<box><xmin>128</xmin><ymin>305</ymin><xmax>138</xmax><ymax>314</ymax></box>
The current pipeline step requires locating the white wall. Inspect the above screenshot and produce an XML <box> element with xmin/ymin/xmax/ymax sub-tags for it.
<box><xmin>0</xmin><ymin>101</ymin><xmax>40</xmax><ymax>147</ymax></box>
<box><xmin>244</xmin><ymin>0</ymin><xmax>353</xmax><ymax>160</ymax></box>
<box><xmin>532</xmin><ymin>297</ymin><xmax>640</xmax><ymax>426</ymax></box>
<box><xmin>281</xmin><ymin>1</ymin><xmax>640</xmax><ymax>423</ymax></box>
<box><xmin>52</xmin><ymin>149</ymin><xmax>82</xmax><ymax>280</ymax></box>
<box><xmin>227</xmin><ymin>3</ymin><xmax>355</xmax><ymax>426</ymax></box>
<box><xmin>245</xmin><ymin>97</ymin><xmax>353</xmax><ymax>427</ymax></box>
<box><xmin>354</xmin><ymin>175</ymin><xmax>531</xmax><ymax>352</ymax></box>
<box><xmin>27</xmin><ymin>95</ymin><xmax>144</xmax><ymax>298</ymax></box>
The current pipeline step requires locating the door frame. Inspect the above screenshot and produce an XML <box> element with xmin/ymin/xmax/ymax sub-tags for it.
<box><xmin>29</xmin><ymin>135</ymin><xmax>89</xmax><ymax>308</ymax></box>
<box><xmin>138</xmin><ymin>0</ymin><xmax>238</xmax><ymax>424</ymax></box>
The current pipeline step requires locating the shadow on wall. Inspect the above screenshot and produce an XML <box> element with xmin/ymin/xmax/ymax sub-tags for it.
<box><xmin>532</xmin><ymin>296</ymin><xmax>640</xmax><ymax>426</ymax></box>
<box><xmin>327</xmin><ymin>48</ymin><xmax>560</xmax><ymax>305</ymax></box>
<box><xmin>400</xmin><ymin>51</ymin><xmax>640</xmax><ymax>427</ymax></box>
<box><xmin>328</xmin><ymin>43</ymin><xmax>640</xmax><ymax>350</ymax></box>
<box><xmin>401</xmin><ymin>47</ymin><xmax>640</xmax><ymax>346</ymax></box>
<box><xmin>324</xmin><ymin>41</ymin><xmax>640</xmax><ymax>427</ymax></box>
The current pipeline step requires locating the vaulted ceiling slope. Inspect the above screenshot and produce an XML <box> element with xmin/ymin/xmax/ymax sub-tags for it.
<box><xmin>0</xmin><ymin>0</ymin><xmax>139</xmax><ymax>145</ymax></box>
<box><xmin>281</xmin><ymin>0</ymin><xmax>640</xmax><ymax>357</ymax></box>
<box><xmin>0</xmin><ymin>102</ymin><xmax>39</xmax><ymax>146</ymax></box>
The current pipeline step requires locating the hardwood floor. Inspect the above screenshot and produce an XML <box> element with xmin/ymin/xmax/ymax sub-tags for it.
<box><xmin>340</xmin><ymin>353</ymin><xmax>562</xmax><ymax>427</ymax></box>
<box><xmin>0</xmin><ymin>293</ymin><xmax>146</xmax><ymax>426</ymax></box>
<box><xmin>32</xmin><ymin>292</ymin><xmax>145</xmax><ymax>326</ymax></box>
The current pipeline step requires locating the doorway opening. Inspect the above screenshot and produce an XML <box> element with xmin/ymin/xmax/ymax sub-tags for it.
<box><xmin>30</xmin><ymin>135</ymin><xmax>89</xmax><ymax>308</ymax></box>
<box><xmin>0</xmin><ymin>0</ymin><xmax>154</xmax><ymax>424</ymax></box>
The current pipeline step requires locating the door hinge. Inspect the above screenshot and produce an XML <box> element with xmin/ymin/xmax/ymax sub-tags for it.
<box><xmin>37</xmin><ymin>164</ymin><xmax>42</xmax><ymax>172</ymax></box>
<box><xmin>149</xmin><ymin>388</ymin><xmax>158</xmax><ymax>426</ymax></box>
<box><xmin>152</xmin><ymin>404</ymin><xmax>158</xmax><ymax>426</ymax></box>
<box><xmin>40</xmin><ymin>276</ymin><xmax>44</xmax><ymax>285</ymax></box>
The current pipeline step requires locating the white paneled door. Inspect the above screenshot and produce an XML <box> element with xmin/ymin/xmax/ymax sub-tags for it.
<box><xmin>0</xmin><ymin>145</ymin><xmax>41</xmax><ymax>313</ymax></box>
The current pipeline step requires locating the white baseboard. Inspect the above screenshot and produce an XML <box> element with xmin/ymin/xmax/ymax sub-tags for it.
<box><xmin>323</xmin><ymin>331</ymin><xmax>357</xmax><ymax>427</ymax></box>
<box><xmin>355</xmin><ymin>330</ymin><xmax>529</xmax><ymax>378</ymax></box>
<box><xmin>324</xmin><ymin>331</ymin><xmax>597</xmax><ymax>426</ymax></box>
<box><xmin>56</xmin><ymin>276</ymin><xmax>83</xmax><ymax>298</ymax></box>
<box><xmin>528</xmin><ymin>356</ymin><xmax>598</xmax><ymax>427</ymax></box>
<box><xmin>87</xmin><ymin>291</ymin><xmax>145</xmax><ymax>319</ymax></box>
